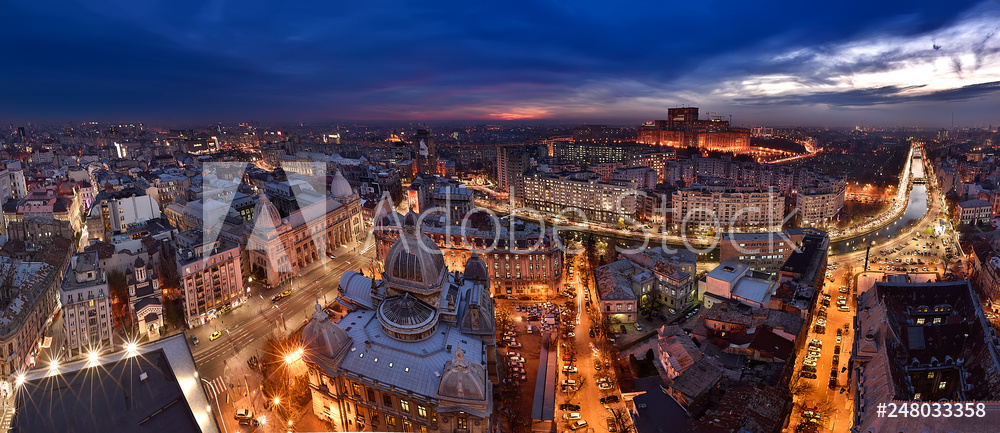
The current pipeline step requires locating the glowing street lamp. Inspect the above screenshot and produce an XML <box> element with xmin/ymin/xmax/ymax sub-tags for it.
<box><xmin>87</xmin><ymin>350</ymin><xmax>99</xmax><ymax>366</ymax></box>
<box><xmin>125</xmin><ymin>342</ymin><xmax>138</xmax><ymax>357</ymax></box>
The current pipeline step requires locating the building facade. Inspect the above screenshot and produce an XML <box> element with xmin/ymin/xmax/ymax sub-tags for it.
<box><xmin>247</xmin><ymin>172</ymin><xmax>363</xmax><ymax>287</ymax></box>
<box><xmin>176</xmin><ymin>229</ymin><xmax>244</xmax><ymax>328</ymax></box>
<box><xmin>373</xmin><ymin>208</ymin><xmax>563</xmax><ymax>299</ymax></box>
<box><xmin>61</xmin><ymin>251</ymin><xmax>113</xmax><ymax>358</ymax></box>
<box><xmin>522</xmin><ymin>170</ymin><xmax>638</xmax><ymax>224</ymax></box>
<box><xmin>671</xmin><ymin>187</ymin><xmax>785</xmax><ymax>230</ymax></box>
<box><xmin>303</xmin><ymin>221</ymin><xmax>495</xmax><ymax>433</ymax></box>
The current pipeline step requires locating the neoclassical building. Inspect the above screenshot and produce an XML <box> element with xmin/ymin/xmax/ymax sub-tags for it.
<box><xmin>374</xmin><ymin>202</ymin><xmax>563</xmax><ymax>299</ymax></box>
<box><xmin>248</xmin><ymin>170</ymin><xmax>363</xmax><ymax>287</ymax></box>
<box><xmin>302</xmin><ymin>215</ymin><xmax>496</xmax><ymax>432</ymax></box>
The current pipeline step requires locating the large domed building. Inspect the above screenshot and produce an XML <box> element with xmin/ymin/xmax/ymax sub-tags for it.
<box><xmin>302</xmin><ymin>221</ymin><xmax>496</xmax><ymax>433</ymax></box>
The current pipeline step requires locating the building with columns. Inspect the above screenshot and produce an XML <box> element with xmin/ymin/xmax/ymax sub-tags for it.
<box><xmin>302</xmin><ymin>217</ymin><xmax>495</xmax><ymax>432</ymax></box>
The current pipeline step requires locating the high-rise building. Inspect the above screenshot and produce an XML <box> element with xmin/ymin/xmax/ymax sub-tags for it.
<box><xmin>496</xmin><ymin>146</ymin><xmax>531</xmax><ymax>202</ymax></box>
<box><xmin>61</xmin><ymin>251</ymin><xmax>114</xmax><ymax>358</ymax></box>
<box><xmin>413</xmin><ymin>129</ymin><xmax>437</xmax><ymax>175</ymax></box>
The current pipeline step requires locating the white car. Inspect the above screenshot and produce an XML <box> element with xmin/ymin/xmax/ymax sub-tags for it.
<box><xmin>803</xmin><ymin>359</ymin><xmax>817</xmax><ymax>367</ymax></box>
<box><xmin>563</xmin><ymin>413</ymin><xmax>582</xmax><ymax>420</ymax></box>
<box><xmin>561</xmin><ymin>380</ymin><xmax>578</xmax><ymax>387</ymax></box>
<box><xmin>598</xmin><ymin>382</ymin><xmax>613</xmax><ymax>390</ymax></box>
<box><xmin>635</xmin><ymin>324</ymin><xmax>643</xmax><ymax>332</ymax></box>
<box><xmin>562</xmin><ymin>366</ymin><xmax>578</xmax><ymax>373</ymax></box>
<box><xmin>836</xmin><ymin>335</ymin><xmax>842</xmax><ymax>344</ymax></box>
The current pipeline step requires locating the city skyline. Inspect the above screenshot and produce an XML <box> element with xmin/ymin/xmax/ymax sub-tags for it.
<box><xmin>0</xmin><ymin>0</ymin><xmax>998</xmax><ymax>126</ymax></box>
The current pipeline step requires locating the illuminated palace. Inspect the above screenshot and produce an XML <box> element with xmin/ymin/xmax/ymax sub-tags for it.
<box><xmin>637</xmin><ymin>107</ymin><xmax>751</xmax><ymax>152</ymax></box>
<box><xmin>247</xmin><ymin>170</ymin><xmax>363</xmax><ymax>287</ymax></box>
<box><xmin>301</xmin><ymin>214</ymin><xmax>495</xmax><ymax>433</ymax></box>
<box><xmin>373</xmin><ymin>204</ymin><xmax>563</xmax><ymax>299</ymax></box>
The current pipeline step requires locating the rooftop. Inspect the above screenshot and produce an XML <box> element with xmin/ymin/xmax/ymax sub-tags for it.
<box><xmin>14</xmin><ymin>334</ymin><xmax>218</xmax><ymax>433</ymax></box>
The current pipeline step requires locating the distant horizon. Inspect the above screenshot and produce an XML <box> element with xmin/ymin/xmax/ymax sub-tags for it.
<box><xmin>3</xmin><ymin>116</ymin><xmax>993</xmax><ymax>131</ymax></box>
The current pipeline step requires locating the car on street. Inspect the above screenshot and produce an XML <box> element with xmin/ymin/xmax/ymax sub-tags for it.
<box><xmin>210</xmin><ymin>331</ymin><xmax>222</xmax><ymax>341</ymax></box>
<box><xmin>562</xmin><ymin>366</ymin><xmax>578</xmax><ymax>373</ymax></box>
<box><xmin>235</xmin><ymin>408</ymin><xmax>254</xmax><ymax>420</ymax></box>
<box><xmin>834</xmin><ymin>346</ymin><xmax>841</xmax><ymax>354</ymax></box>
<box><xmin>191</xmin><ymin>335</ymin><xmax>199</xmax><ymax>345</ymax></box>
<box><xmin>607</xmin><ymin>417</ymin><xmax>618</xmax><ymax>432</ymax></box>
<box><xmin>803</xmin><ymin>359</ymin><xmax>817</xmax><ymax>367</ymax></box>
<box><xmin>801</xmin><ymin>372</ymin><xmax>817</xmax><ymax>379</ymax></box>
<box><xmin>271</xmin><ymin>294</ymin><xmax>284</xmax><ymax>302</ymax></box>
<box><xmin>836</xmin><ymin>335</ymin><xmax>842</xmax><ymax>344</ymax></box>
<box><xmin>281</xmin><ymin>289</ymin><xmax>292</xmax><ymax>297</ymax></box>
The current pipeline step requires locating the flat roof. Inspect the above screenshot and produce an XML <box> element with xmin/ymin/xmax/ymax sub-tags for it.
<box><xmin>13</xmin><ymin>333</ymin><xmax>219</xmax><ymax>433</ymax></box>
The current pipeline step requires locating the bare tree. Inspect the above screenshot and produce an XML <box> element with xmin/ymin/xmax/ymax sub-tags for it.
<box><xmin>608</xmin><ymin>406</ymin><xmax>635</xmax><ymax>433</ymax></box>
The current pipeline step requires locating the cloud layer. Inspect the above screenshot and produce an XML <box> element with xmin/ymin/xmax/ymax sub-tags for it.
<box><xmin>0</xmin><ymin>0</ymin><xmax>997</xmax><ymax>126</ymax></box>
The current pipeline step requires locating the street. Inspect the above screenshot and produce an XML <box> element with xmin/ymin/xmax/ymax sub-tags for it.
<box><xmin>785</xmin><ymin>161</ymin><xmax>957</xmax><ymax>433</ymax></box>
<box><xmin>190</xmin><ymin>241</ymin><xmax>375</xmax><ymax>432</ymax></box>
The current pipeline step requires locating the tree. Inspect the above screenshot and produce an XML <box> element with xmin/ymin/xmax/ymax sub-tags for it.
<box><xmin>608</xmin><ymin>407</ymin><xmax>636</xmax><ymax>433</ymax></box>
<box><xmin>107</xmin><ymin>270</ymin><xmax>132</xmax><ymax>333</ymax></box>
<box><xmin>496</xmin><ymin>305</ymin><xmax>514</xmax><ymax>331</ymax></box>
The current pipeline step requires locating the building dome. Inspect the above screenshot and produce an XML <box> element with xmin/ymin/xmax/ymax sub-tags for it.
<box><xmin>378</xmin><ymin>293</ymin><xmax>438</xmax><ymax>341</ymax></box>
<box><xmin>463</xmin><ymin>252</ymin><xmax>489</xmax><ymax>284</ymax></box>
<box><xmin>436</xmin><ymin>345</ymin><xmax>487</xmax><ymax>401</ymax></box>
<box><xmin>252</xmin><ymin>192</ymin><xmax>282</xmax><ymax>232</ymax></box>
<box><xmin>134</xmin><ymin>256</ymin><xmax>146</xmax><ymax>269</ymax></box>
<box><xmin>403</xmin><ymin>209</ymin><xmax>419</xmax><ymax>227</ymax></box>
<box><xmin>302</xmin><ymin>303</ymin><xmax>353</xmax><ymax>359</ymax></box>
<box><xmin>383</xmin><ymin>228</ymin><xmax>447</xmax><ymax>292</ymax></box>
<box><xmin>330</xmin><ymin>169</ymin><xmax>353</xmax><ymax>198</ymax></box>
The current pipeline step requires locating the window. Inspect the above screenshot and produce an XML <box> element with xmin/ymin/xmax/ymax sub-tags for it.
<box><xmin>367</xmin><ymin>388</ymin><xmax>376</xmax><ymax>402</ymax></box>
<box><xmin>400</xmin><ymin>399</ymin><xmax>410</xmax><ymax>413</ymax></box>
<box><xmin>457</xmin><ymin>417</ymin><xmax>468</xmax><ymax>429</ymax></box>
<box><xmin>386</xmin><ymin>415</ymin><xmax>395</xmax><ymax>427</ymax></box>
<box><xmin>417</xmin><ymin>405</ymin><xmax>427</xmax><ymax>418</ymax></box>
<box><xmin>939</xmin><ymin>381</ymin><xmax>947</xmax><ymax>390</ymax></box>
<box><xmin>927</xmin><ymin>372</ymin><xmax>935</xmax><ymax>379</ymax></box>
<box><xmin>403</xmin><ymin>420</ymin><xmax>412</xmax><ymax>432</ymax></box>
<box><xmin>617</xmin><ymin>304</ymin><xmax>622</xmax><ymax>312</ymax></box>
<box><xmin>383</xmin><ymin>394</ymin><xmax>392</xmax><ymax>408</ymax></box>
<box><xmin>370</xmin><ymin>409</ymin><xmax>379</xmax><ymax>423</ymax></box>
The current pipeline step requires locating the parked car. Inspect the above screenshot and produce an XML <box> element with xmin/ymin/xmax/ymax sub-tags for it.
<box><xmin>191</xmin><ymin>335</ymin><xmax>199</xmax><ymax>345</ymax></box>
<box><xmin>235</xmin><ymin>408</ymin><xmax>254</xmax><ymax>420</ymax></box>
<box><xmin>563</xmin><ymin>413</ymin><xmax>582</xmax><ymax>420</ymax></box>
<box><xmin>210</xmin><ymin>331</ymin><xmax>222</xmax><ymax>341</ymax></box>
<box><xmin>570</xmin><ymin>420</ymin><xmax>589</xmax><ymax>430</ymax></box>
<box><xmin>801</xmin><ymin>372</ymin><xmax>817</xmax><ymax>379</ymax></box>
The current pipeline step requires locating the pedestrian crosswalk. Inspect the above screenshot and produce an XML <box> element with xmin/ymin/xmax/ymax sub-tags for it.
<box><xmin>202</xmin><ymin>376</ymin><xmax>228</xmax><ymax>400</ymax></box>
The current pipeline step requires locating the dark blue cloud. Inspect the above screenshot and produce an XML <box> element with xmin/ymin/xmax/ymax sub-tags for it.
<box><xmin>0</xmin><ymin>0</ymin><xmax>991</xmax><ymax>124</ymax></box>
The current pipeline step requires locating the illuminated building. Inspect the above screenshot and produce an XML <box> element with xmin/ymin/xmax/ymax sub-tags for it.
<box><xmin>61</xmin><ymin>251</ymin><xmax>113</xmax><ymax>358</ymax></box>
<box><xmin>373</xmin><ymin>207</ymin><xmax>563</xmax><ymax>299</ymax></box>
<box><xmin>246</xmin><ymin>172</ymin><xmax>362</xmax><ymax>287</ymax></box>
<box><xmin>304</xmin><ymin>219</ymin><xmax>495</xmax><ymax>432</ymax></box>
<box><xmin>638</xmin><ymin>107</ymin><xmax>750</xmax><ymax>152</ymax></box>
<box><xmin>671</xmin><ymin>186</ymin><xmax>785</xmax><ymax>230</ymax></box>
<box><xmin>176</xmin><ymin>229</ymin><xmax>243</xmax><ymax>328</ymax></box>
<box><xmin>522</xmin><ymin>170</ymin><xmax>638</xmax><ymax>224</ymax></box>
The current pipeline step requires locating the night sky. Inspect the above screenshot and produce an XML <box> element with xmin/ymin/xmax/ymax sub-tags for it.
<box><xmin>2</xmin><ymin>0</ymin><xmax>999</xmax><ymax>126</ymax></box>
